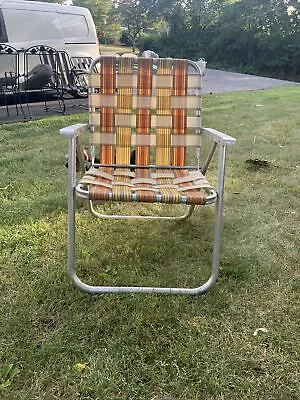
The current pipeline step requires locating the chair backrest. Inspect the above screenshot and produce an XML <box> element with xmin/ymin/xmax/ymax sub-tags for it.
<box><xmin>47</xmin><ymin>51</ymin><xmax>90</xmax><ymax>94</ymax></box>
<box><xmin>24</xmin><ymin>46</ymin><xmax>75</xmax><ymax>91</ymax></box>
<box><xmin>88</xmin><ymin>55</ymin><xmax>202</xmax><ymax>168</ymax></box>
<box><xmin>53</xmin><ymin>51</ymin><xmax>75</xmax><ymax>90</ymax></box>
<box><xmin>23</xmin><ymin>45</ymin><xmax>58</xmax><ymax>89</ymax></box>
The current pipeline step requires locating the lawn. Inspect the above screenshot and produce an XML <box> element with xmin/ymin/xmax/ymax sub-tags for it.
<box><xmin>0</xmin><ymin>87</ymin><xmax>299</xmax><ymax>400</ymax></box>
<box><xmin>100</xmin><ymin>44</ymin><xmax>137</xmax><ymax>55</ymax></box>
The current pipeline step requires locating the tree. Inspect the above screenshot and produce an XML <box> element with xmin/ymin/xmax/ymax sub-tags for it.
<box><xmin>115</xmin><ymin>0</ymin><xmax>153</xmax><ymax>52</ymax></box>
<box><xmin>209</xmin><ymin>0</ymin><xmax>300</xmax><ymax>77</ymax></box>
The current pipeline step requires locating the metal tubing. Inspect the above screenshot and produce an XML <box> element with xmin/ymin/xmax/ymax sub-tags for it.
<box><xmin>67</xmin><ymin>136</ymin><xmax>77</xmax><ymax>286</ymax></box>
<box><xmin>75</xmin><ymin>184</ymin><xmax>217</xmax><ymax>205</ymax></box>
<box><xmin>67</xmin><ymin>275</ymin><xmax>216</xmax><ymax>295</ymax></box>
<box><xmin>202</xmin><ymin>142</ymin><xmax>217</xmax><ymax>175</ymax></box>
<box><xmin>89</xmin><ymin>201</ymin><xmax>195</xmax><ymax>221</ymax></box>
<box><xmin>91</xmin><ymin>163</ymin><xmax>200</xmax><ymax>170</ymax></box>
<box><xmin>209</xmin><ymin>144</ymin><xmax>227</xmax><ymax>288</ymax></box>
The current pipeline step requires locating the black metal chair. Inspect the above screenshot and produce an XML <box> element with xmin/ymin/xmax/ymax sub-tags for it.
<box><xmin>54</xmin><ymin>51</ymin><xmax>91</xmax><ymax>99</ymax></box>
<box><xmin>23</xmin><ymin>45</ymin><xmax>65</xmax><ymax>118</ymax></box>
<box><xmin>0</xmin><ymin>43</ymin><xmax>26</xmax><ymax>119</ymax></box>
<box><xmin>70</xmin><ymin>56</ymin><xmax>94</xmax><ymax>98</ymax></box>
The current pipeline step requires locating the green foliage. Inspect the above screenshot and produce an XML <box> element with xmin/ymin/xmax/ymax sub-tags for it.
<box><xmin>137</xmin><ymin>0</ymin><xmax>300</xmax><ymax>80</ymax></box>
<box><xmin>115</xmin><ymin>0</ymin><xmax>154</xmax><ymax>51</ymax></box>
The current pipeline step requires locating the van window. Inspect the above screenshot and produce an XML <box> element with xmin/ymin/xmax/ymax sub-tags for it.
<box><xmin>58</xmin><ymin>13</ymin><xmax>89</xmax><ymax>38</ymax></box>
<box><xmin>2</xmin><ymin>8</ymin><xmax>89</xmax><ymax>43</ymax></box>
<box><xmin>0</xmin><ymin>9</ymin><xmax>8</xmax><ymax>42</ymax></box>
<box><xmin>3</xmin><ymin>9</ymin><xmax>62</xmax><ymax>42</ymax></box>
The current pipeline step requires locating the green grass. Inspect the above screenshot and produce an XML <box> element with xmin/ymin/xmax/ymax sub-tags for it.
<box><xmin>101</xmin><ymin>44</ymin><xmax>137</xmax><ymax>55</ymax></box>
<box><xmin>0</xmin><ymin>87</ymin><xmax>299</xmax><ymax>400</ymax></box>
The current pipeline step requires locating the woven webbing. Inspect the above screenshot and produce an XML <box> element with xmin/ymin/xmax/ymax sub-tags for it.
<box><xmin>89</xmin><ymin>56</ymin><xmax>202</xmax><ymax>168</ymax></box>
<box><xmin>80</xmin><ymin>167</ymin><xmax>212</xmax><ymax>205</ymax></box>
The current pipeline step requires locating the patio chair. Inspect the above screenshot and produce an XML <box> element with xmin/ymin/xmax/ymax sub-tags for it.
<box><xmin>60</xmin><ymin>55</ymin><xmax>236</xmax><ymax>295</ymax></box>
<box><xmin>50</xmin><ymin>51</ymin><xmax>91</xmax><ymax>99</ymax></box>
<box><xmin>70</xmin><ymin>56</ymin><xmax>94</xmax><ymax>98</ymax></box>
<box><xmin>23</xmin><ymin>45</ymin><xmax>65</xmax><ymax>117</ymax></box>
<box><xmin>0</xmin><ymin>43</ymin><xmax>26</xmax><ymax>119</ymax></box>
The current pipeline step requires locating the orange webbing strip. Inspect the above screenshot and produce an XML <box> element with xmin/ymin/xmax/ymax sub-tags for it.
<box><xmin>135</xmin><ymin>58</ymin><xmax>152</xmax><ymax>198</ymax></box>
<box><xmin>173</xmin><ymin>59</ymin><xmax>187</xmax><ymax>96</ymax></box>
<box><xmin>172</xmin><ymin>109</ymin><xmax>186</xmax><ymax>167</ymax></box>
<box><xmin>136</xmin><ymin>58</ymin><xmax>152</xmax><ymax>167</ymax></box>
<box><xmin>101</xmin><ymin>56</ymin><xmax>115</xmax><ymax>95</ymax></box>
<box><xmin>172</xmin><ymin>60</ymin><xmax>188</xmax><ymax>167</ymax></box>
<box><xmin>173</xmin><ymin>170</ymin><xmax>205</xmax><ymax>205</ymax></box>
<box><xmin>137</xmin><ymin>58</ymin><xmax>152</xmax><ymax>97</ymax></box>
<box><xmin>136</xmin><ymin>109</ymin><xmax>151</xmax><ymax>165</ymax></box>
<box><xmin>100</xmin><ymin>56</ymin><xmax>116</xmax><ymax>165</ymax></box>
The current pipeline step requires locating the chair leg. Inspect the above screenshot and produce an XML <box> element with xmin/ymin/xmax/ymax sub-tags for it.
<box><xmin>67</xmin><ymin>136</ymin><xmax>79</xmax><ymax>288</ymax></box>
<box><xmin>196</xmin><ymin>143</ymin><xmax>227</xmax><ymax>293</ymax></box>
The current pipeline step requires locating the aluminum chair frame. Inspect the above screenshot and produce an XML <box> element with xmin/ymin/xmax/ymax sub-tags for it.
<box><xmin>60</xmin><ymin>55</ymin><xmax>236</xmax><ymax>295</ymax></box>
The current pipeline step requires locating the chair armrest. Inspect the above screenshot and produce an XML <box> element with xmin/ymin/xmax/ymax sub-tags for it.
<box><xmin>60</xmin><ymin>124</ymin><xmax>89</xmax><ymax>174</ymax></box>
<box><xmin>60</xmin><ymin>123</ymin><xmax>88</xmax><ymax>138</ymax></box>
<box><xmin>201</xmin><ymin>127</ymin><xmax>236</xmax><ymax>146</ymax></box>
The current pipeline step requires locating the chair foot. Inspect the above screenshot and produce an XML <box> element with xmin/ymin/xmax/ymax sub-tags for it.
<box><xmin>68</xmin><ymin>267</ymin><xmax>217</xmax><ymax>295</ymax></box>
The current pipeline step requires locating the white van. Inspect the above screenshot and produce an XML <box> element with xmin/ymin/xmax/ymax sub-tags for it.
<box><xmin>0</xmin><ymin>0</ymin><xmax>99</xmax><ymax>66</ymax></box>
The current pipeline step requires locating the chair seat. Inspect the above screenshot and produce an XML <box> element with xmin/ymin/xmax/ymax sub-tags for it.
<box><xmin>77</xmin><ymin>167</ymin><xmax>217</xmax><ymax>205</ymax></box>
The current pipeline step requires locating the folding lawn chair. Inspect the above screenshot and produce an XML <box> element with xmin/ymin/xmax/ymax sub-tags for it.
<box><xmin>60</xmin><ymin>55</ymin><xmax>236</xmax><ymax>295</ymax></box>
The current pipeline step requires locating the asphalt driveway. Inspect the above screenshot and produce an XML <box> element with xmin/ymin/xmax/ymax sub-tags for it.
<box><xmin>202</xmin><ymin>68</ymin><xmax>299</xmax><ymax>94</ymax></box>
<box><xmin>1</xmin><ymin>69</ymin><xmax>299</xmax><ymax>123</ymax></box>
